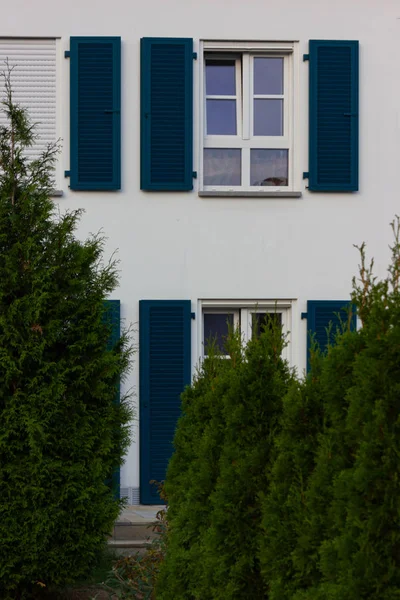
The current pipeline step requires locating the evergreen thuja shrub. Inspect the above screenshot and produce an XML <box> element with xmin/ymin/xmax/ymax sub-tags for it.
<box><xmin>285</xmin><ymin>222</ymin><xmax>400</xmax><ymax>600</ymax></box>
<box><xmin>0</xmin><ymin>69</ymin><xmax>133</xmax><ymax>598</ymax></box>
<box><xmin>306</xmin><ymin>223</ymin><xmax>400</xmax><ymax>600</ymax></box>
<box><xmin>157</xmin><ymin>341</ymin><xmax>238</xmax><ymax>600</ymax></box>
<box><xmin>260</xmin><ymin>345</ymin><xmax>325</xmax><ymax>600</ymax></box>
<box><xmin>199</xmin><ymin>320</ymin><xmax>293</xmax><ymax>600</ymax></box>
<box><xmin>266</xmin><ymin>325</ymin><xmax>363</xmax><ymax>600</ymax></box>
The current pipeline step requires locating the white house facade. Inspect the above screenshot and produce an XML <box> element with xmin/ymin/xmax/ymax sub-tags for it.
<box><xmin>2</xmin><ymin>0</ymin><xmax>399</xmax><ymax>503</ymax></box>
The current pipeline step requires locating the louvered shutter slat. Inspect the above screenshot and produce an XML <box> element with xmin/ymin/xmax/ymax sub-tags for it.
<box><xmin>140</xmin><ymin>300</ymin><xmax>191</xmax><ymax>504</ymax></box>
<box><xmin>69</xmin><ymin>37</ymin><xmax>121</xmax><ymax>190</ymax></box>
<box><xmin>141</xmin><ymin>38</ymin><xmax>193</xmax><ymax>191</ymax></box>
<box><xmin>308</xmin><ymin>40</ymin><xmax>359</xmax><ymax>192</ymax></box>
<box><xmin>0</xmin><ymin>39</ymin><xmax>56</xmax><ymax>162</ymax></box>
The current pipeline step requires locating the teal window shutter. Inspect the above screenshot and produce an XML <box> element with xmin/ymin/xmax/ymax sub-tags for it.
<box><xmin>306</xmin><ymin>300</ymin><xmax>356</xmax><ymax>371</ymax></box>
<box><xmin>139</xmin><ymin>300</ymin><xmax>191</xmax><ymax>504</ymax></box>
<box><xmin>69</xmin><ymin>37</ymin><xmax>121</xmax><ymax>190</ymax></box>
<box><xmin>103</xmin><ymin>299</ymin><xmax>121</xmax><ymax>499</ymax></box>
<box><xmin>141</xmin><ymin>38</ymin><xmax>194</xmax><ymax>191</ymax></box>
<box><xmin>307</xmin><ymin>40</ymin><xmax>359</xmax><ymax>192</ymax></box>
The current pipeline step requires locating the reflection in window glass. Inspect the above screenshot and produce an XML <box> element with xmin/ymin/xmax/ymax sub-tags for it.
<box><xmin>207</xmin><ymin>99</ymin><xmax>237</xmax><ymax>135</ymax></box>
<box><xmin>206</xmin><ymin>60</ymin><xmax>236</xmax><ymax>96</ymax></box>
<box><xmin>252</xmin><ymin>313</ymin><xmax>282</xmax><ymax>338</ymax></box>
<box><xmin>204</xmin><ymin>149</ymin><xmax>241</xmax><ymax>186</ymax></box>
<box><xmin>254</xmin><ymin>99</ymin><xmax>283</xmax><ymax>136</ymax></box>
<box><xmin>254</xmin><ymin>58</ymin><xmax>283</xmax><ymax>95</ymax></box>
<box><xmin>204</xmin><ymin>313</ymin><xmax>234</xmax><ymax>355</ymax></box>
<box><xmin>250</xmin><ymin>149</ymin><xmax>288</xmax><ymax>186</ymax></box>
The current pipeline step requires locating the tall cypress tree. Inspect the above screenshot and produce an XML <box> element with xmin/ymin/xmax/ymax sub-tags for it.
<box><xmin>0</xmin><ymin>67</ymin><xmax>132</xmax><ymax>599</ymax></box>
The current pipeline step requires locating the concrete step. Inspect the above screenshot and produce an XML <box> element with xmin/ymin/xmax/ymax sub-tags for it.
<box><xmin>108</xmin><ymin>538</ymin><xmax>154</xmax><ymax>557</ymax></box>
<box><xmin>108</xmin><ymin>539</ymin><xmax>153</xmax><ymax>549</ymax></box>
<box><xmin>108</xmin><ymin>505</ymin><xmax>165</xmax><ymax>555</ymax></box>
<box><xmin>111</xmin><ymin>521</ymin><xmax>160</xmax><ymax>541</ymax></box>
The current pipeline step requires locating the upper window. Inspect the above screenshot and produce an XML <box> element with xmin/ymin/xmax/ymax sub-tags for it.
<box><xmin>200</xmin><ymin>41</ymin><xmax>297</xmax><ymax>193</ymax></box>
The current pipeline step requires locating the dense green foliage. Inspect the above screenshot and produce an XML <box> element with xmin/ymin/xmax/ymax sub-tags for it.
<box><xmin>0</xmin><ymin>68</ymin><xmax>132</xmax><ymax>599</ymax></box>
<box><xmin>159</xmin><ymin>221</ymin><xmax>400</xmax><ymax>599</ymax></box>
<box><xmin>293</xmin><ymin>233</ymin><xmax>400</xmax><ymax>600</ymax></box>
<box><xmin>158</xmin><ymin>325</ymin><xmax>294</xmax><ymax>599</ymax></box>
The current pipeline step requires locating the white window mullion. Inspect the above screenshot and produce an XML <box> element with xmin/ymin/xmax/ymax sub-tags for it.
<box><xmin>235</xmin><ymin>57</ymin><xmax>242</xmax><ymax>139</ymax></box>
<box><xmin>248</xmin><ymin>138</ymin><xmax>290</xmax><ymax>149</ymax></box>
<box><xmin>204</xmin><ymin>137</ymin><xmax>244</xmax><ymax>149</ymax></box>
<box><xmin>242</xmin><ymin>147</ymin><xmax>250</xmax><ymax>188</ymax></box>
<box><xmin>242</xmin><ymin>53</ymin><xmax>251</xmax><ymax>140</ymax></box>
<box><xmin>249</xmin><ymin>55</ymin><xmax>255</xmax><ymax>141</ymax></box>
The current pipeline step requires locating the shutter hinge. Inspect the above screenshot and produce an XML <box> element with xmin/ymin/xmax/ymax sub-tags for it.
<box><xmin>301</xmin><ymin>312</ymin><xmax>308</xmax><ymax>320</ymax></box>
<box><xmin>193</xmin><ymin>52</ymin><xmax>197</xmax><ymax>60</ymax></box>
<box><xmin>64</xmin><ymin>170</ymin><xmax>71</xmax><ymax>178</ymax></box>
<box><xmin>64</xmin><ymin>50</ymin><xmax>70</xmax><ymax>58</ymax></box>
<box><xmin>303</xmin><ymin>53</ymin><xmax>309</xmax><ymax>61</ymax></box>
<box><xmin>192</xmin><ymin>171</ymin><xmax>197</xmax><ymax>179</ymax></box>
<box><xmin>191</xmin><ymin>312</ymin><xmax>196</xmax><ymax>320</ymax></box>
<box><xmin>303</xmin><ymin>172</ymin><xmax>309</xmax><ymax>180</ymax></box>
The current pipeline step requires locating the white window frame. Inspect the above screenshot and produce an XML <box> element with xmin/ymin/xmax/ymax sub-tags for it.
<box><xmin>199</xmin><ymin>40</ymin><xmax>299</xmax><ymax>194</ymax></box>
<box><xmin>199</xmin><ymin>299</ymin><xmax>293</xmax><ymax>364</ymax></box>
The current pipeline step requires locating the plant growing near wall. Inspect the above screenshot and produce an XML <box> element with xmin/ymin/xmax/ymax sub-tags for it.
<box><xmin>157</xmin><ymin>342</ymin><xmax>233</xmax><ymax>599</ymax></box>
<box><xmin>158</xmin><ymin>320</ymin><xmax>293</xmax><ymax>599</ymax></box>
<box><xmin>259</xmin><ymin>345</ymin><xmax>325</xmax><ymax>600</ymax></box>
<box><xmin>297</xmin><ymin>225</ymin><xmax>400</xmax><ymax>600</ymax></box>
<box><xmin>262</xmin><ymin>221</ymin><xmax>400</xmax><ymax>600</ymax></box>
<box><xmin>260</xmin><ymin>324</ymin><xmax>363</xmax><ymax>599</ymax></box>
<box><xmin>0</xmin><ymin>66</ymin><xmax>133</xmax><ymax>599</ymax></box>
<box><xmin>159</xmin><ymin>220</ymin><xmax>400</xmax><ymax>600</ymax></box>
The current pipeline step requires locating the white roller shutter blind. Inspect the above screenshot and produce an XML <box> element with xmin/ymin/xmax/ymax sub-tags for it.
<box><xmin>0</xmin><ymin>39</ymin><xmax>56</xmax><ymax>161</ymax></box>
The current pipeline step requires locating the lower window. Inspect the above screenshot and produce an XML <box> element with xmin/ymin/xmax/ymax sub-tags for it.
<box><xmin>201</xmin><ymin>301</ymin><xmax>291</xmax><ymax>360</ymax></box>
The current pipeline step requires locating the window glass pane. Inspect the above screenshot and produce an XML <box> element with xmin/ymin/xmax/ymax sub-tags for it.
<box><xmin>207</xmin><ymin>99</ymin><xmax>237</xmax><ymax>135</ymax></box>
<box><xmin>204</xmin><ymin>313</ymin><xmax>234</xmax><ymax>354</ymax></box>
<box><xmin>254</xmin><ymin>99</ymin><xmax>283</xmax><ymax>136</ymax></box>
<box><xmin>250</xmin><ymin>149</ymin><xmax>288</xmax><ymax>186</ymax></box>
<box><xmin>252</xmin><ymin>312</ymin><xmax>282</xmax><ymax>338</ymax></box>
<box><xmin>206</xmin><ymin>60</ymin><xmax>236</xmax><ymax>96</ymax></box>
<box><xmin>254</xmin><ymin>58</ymin><xmax>283</xmax><ymax>95</ymax></box>
<box><xmin>204</xmin><ymin>149</ymin><xmax>241</xmax><ymax>186</ymax></box>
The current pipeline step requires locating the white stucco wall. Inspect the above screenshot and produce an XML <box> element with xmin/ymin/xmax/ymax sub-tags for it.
<box><xmin>3</xmin><ymin>0</ymin><xmax>399</xmax><ymax>497</ymax></box>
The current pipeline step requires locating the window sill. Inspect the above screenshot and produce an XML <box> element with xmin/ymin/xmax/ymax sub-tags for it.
<box><xmin>199</xmin><ymin>190</ymin><xmax>302</xmax><ymax>198</ymax></box>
